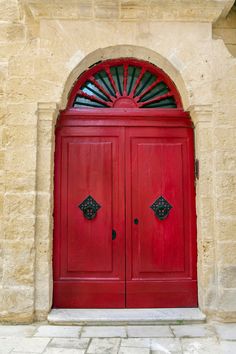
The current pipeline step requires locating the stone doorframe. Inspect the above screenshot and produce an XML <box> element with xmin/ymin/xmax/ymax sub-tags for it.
<box><xmin>34</xmin><ymin>46</ymin><xmax>213</xmax><ymax>320</ymax></box>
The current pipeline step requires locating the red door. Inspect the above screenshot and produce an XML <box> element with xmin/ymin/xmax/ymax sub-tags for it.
<box><xmin>54</xmin><ymin>127</ymin><xmax>126</xmax><ymax>307</ymax></box>
<box><xmin>53</xmin><ymin>114</ymin><xmax>197</xmax><ymax>308</ymax></box>
<box><xmin>126</xmin><ymin>127</ymin><xmax>197</xmax><ymax>307</ymax></box>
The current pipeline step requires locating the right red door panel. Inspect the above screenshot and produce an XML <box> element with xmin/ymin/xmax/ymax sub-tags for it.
<box><xmin>126</xmin><ymin>127</ymin><xmax>197</xmax><ymax>307</ymax></box>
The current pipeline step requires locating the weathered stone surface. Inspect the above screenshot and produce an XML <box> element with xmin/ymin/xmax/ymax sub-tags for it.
<box><xmin>82</xmin><ymin>326</ymin><xmax>126</xmax><ymax>338</ymax></box>
<box><xmin>0</xmin><ymin>0</ymin><xmax>235</xmax><ymax>324</ymax></box>
<box><xmin>127</xmin><ymin>326</ymin><xmax>173</xmax><ymax>338</ymax></box>
<box><xmin>34</xmin><ymin>325</ymin><xmax>81</xmax><ymax>338</ymax></box>
<box><xmin>219</xmin><ymin>266</ymin><xmax>236</xmax><ymax>288</ymax></box>
<box><xmin>87</xmin><ymin>338</ymin><xmax>120</xmax><ymax>354</ymax></box>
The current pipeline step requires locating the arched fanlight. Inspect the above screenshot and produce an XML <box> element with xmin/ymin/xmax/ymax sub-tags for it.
<box><xmin>67</xmin><ymin>58</ymin><xmax>182</xmax><ymax>109</ymax></box>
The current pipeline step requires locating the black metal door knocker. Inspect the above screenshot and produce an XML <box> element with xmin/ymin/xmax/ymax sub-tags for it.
<box><xmin>78</xmin><ymin>195</ymin><xmax>101</xmax><ymax>220</ymax></box>
<box><xmin>150</xmin><ymin>196</ymin><xmax>172</xmax><ymax>220</ymax></box>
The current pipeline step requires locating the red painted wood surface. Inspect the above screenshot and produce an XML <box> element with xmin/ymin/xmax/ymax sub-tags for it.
<box><xmin>54</xmin><ymin>127</ymin><xmax>126</xmax><ymax>308</ymax></box>
<box><xmin>53</xmin><ymin>111</ymin><xmax>197</xmax><ymax>308</ymax></box>
<box><xmin>125</xmin><ymin>126</ymin><xmax>197</xmax><ymax>307</ymax></box>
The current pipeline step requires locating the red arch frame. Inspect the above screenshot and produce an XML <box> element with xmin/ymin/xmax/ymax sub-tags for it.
<box><xmin>67</xmin><ymin>58</ymin><xmax>183</xmax><ymax>110</ymax></box>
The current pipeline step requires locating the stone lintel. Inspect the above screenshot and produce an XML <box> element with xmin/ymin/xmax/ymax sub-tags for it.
<box><xmin>25</xmin><ymin>0</ymin><xmax>234</xmax><ymax>23</ymax></box>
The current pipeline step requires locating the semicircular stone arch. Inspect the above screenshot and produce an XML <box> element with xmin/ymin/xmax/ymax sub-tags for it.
<box><xmin>67</xmin><ymin>58</ymin><xmax>183</xmax><ymax>110</ymax></box>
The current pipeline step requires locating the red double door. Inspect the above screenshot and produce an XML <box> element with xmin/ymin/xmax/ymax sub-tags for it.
<box><xmin>54</xmin><ymin>119</ymin><xmax>197</xmax><ymax>308</ymax></box>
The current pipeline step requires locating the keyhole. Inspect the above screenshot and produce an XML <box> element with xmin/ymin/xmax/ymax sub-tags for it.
<box><xmin>134</xmin><ymin>218</ymin><xmax>139</xmax><ymax>225</ymax></box>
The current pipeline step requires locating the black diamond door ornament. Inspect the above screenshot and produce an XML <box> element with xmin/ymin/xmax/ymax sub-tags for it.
<box><xmin>78</xmin><ymin>195</ymin><xmax>101</xmax><ymax>220</ymax></box>
<box><xmin>150</xmin><ymin>196</ymin><xmax>172</xmax><ymax>220</ymax></box>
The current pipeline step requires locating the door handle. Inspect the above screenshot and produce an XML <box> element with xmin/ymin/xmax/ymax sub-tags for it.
<box><xmin>112</xmin><ymin>229</ymin><xmax>116</xmax><ymax>240</ymax></box>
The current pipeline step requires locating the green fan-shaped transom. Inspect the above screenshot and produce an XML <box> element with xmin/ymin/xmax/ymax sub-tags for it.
<box><xmin>71</xmin><ymin>59</ymin><xmax>179</xmax><ymax>109</ymax></box>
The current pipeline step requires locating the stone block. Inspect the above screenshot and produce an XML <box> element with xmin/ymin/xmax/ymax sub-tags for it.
<box><xmin>4</xmin><ymin>193</ymin><xmax>35</xmax><ymax>217</ymax></box>
<box><xmin>171</xmin><ymin>324</ymin><xmax>214</xmax><ymax>338</ymax></box>
<box><xmin>215</xmin><ymin>173</ymin><xmax>236</xmax><ymax>196</ymax></box>
<box><xmin>219</xmin><ymin>266</ymin><xmax>236</xmax><ymax>288</ymax></box>
<box><xmin>120</xmin><ymin>5</ymin><xmax>147</xmax><ymax>20</ymax></box>
<box><xmin>214</xmin><ymin>127</ymin><xmax>236</xmax><ymax>149</ymax></box>
<box><xmin>215</xmin><ymin>151</ymin><xmax>236</xmax><ymax>171</ymax></box>
<box><xmin>36</xmin><ymin>171</ymin><xmax>53</xmax><ymax>193</ymax></box>
<box><xmin>11</xmin><ymin>337</ymin><xmax>50</xmax><ymax>353</ymax></box>
<box><xmin>216</xmin><ymin>243</ymin><xmax>236</xmax><ymax>265</ymax></box>
<box><xmin>3</xmin><ymin>240</ymin><xmax>35</xmax><ymax>286</ymax></box>
<box><xmin>0</xmin><ymin>0</ymin><xmax>20</xmax><ymax>22</ymax></box>
<box><xmin>213</xmin><ymin>28</ymin><xmax>236</xmax><ymax>44</ymax></box>
<box><xmin>8</xmin><ymin>55</ymin><xmax>35</xmax><ymax>78</ymax></box>
<box><xmin>82</xmin><ymin>326</ymin><xmax>126</xmax><ymax>338</ymax></box>
<box><xmin>215</xmin><ymin>324</ymin><xmax>236</xmax><ymax>340</ymax></box>
<box><xmin>127</xmin><ymin>326</ymin><xmax>173</xmax><ymax>338</ymax></box>
<box><xmin>5</xmin><ymin>172</ymin><xmax>36</xmax><ymax>193</ymax></box>
<box><xmin>0</xmin><ymin>24</ymin><xmax>25</xmax><ymax>42</ymax></box>
<box><xmin>3</xmin><ymin>126</ymin><xmax>36</xmax><ymax>147</ymax></box>
<box><xmin>36</xmin><ymin>148</ymin><xmax>53</xmax><ymax>174</ymax></box>
<box><xmin>0</xmin><ymin>150</ymin><xmax>4</xmax><ymax>170</ymax></box>
<box><xmin>220</xmin><ymin>341</ymin><xmax>236</xmax><ymax>354</ymax></box>
<box><xmin>49</xmin><ymin>338</ymin><xmax>89</xmax><ymax>350</ymax></box>
<box><xmin>0</xmin><ymin>325</ymin><xmax>36</xmax><ymax>337</ymax></box>
<box><xmin>121</xmin><ymin>338</ymin><xmax>150</xmax><ymax>348</ymax></box>
<box><xmin>151</xmin><ymin>338</ymin><xmax>182</xmax><ymax>353</ymax></box>
<box><xmin>5</xmin><ymin>147</ymin><xmax>36</xmax><ymax>172</ymax></box>
<box><xmin>36</xmin><ymin>192</ymin><xmax>52</xmax><ymax>217</ymax></box>
<box><xmin>1</xmin><ymin>286</ymin><xmax>34</xmax><ymax>323</ymax></box>
<box><xmin>181</xmin><ymin>338</ymin><xmax>219</xmax><ymax>354</ymax></box>
<box><xmin>34</xmin><ymin>325</ymin><xmax>81</xmax><ymax>338</ymax></box>
<box><xmin>94</xmin><ymin>4</ymin><xmax>119</xmax><ymax>19</ymax></box>
<box><xmin>119</xmin><ymin>348</ymin><xmax>149</xmax><ymax>354</ymax></box>
<box><xmin>87</xmin><ymin>338</ymin><xmax>120</xmax><ymax>354</ymax></box>
<box><xmin>215</xmin><ymin>218</ymin><xmax>236</xmax><ymax>241</ymax></box>
<box><xmin>38</xmin><ymin>121</ymin><xmax>54</xmax><ymax>147</ymax></box>
<box><xmin>216</xmin><ymin>197</ymin><xmax>236</xmax><ymax>217</ymax></box>
<box><xmin>4</xmin><ymin>216</ymin><xmax>35</xmax><ymax>240</ymax></box>
<box><xmin>7</xmin><ymin>103</ymin><xmax>37</xmax><ymax>126</ymax></box>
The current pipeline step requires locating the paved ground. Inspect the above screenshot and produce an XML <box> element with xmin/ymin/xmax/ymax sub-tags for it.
<box><xmin>0</xmin><ymin>323</ymin><xmax>236</xmax><ymax>353</ymax></box>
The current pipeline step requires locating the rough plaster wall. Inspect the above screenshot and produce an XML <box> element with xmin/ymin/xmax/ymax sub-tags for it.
<box><xmin>213</xmin><ymin>4</ymin><xmax>236</xmax><ymax>56</ymax></box>
<box><xmin>0</xmin><ymin>0</ymin><xmax>235</xmax><ymax>322</ymax></box>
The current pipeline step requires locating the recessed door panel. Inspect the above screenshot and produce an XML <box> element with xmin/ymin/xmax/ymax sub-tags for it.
<box><xmin>66</xmin><ymin>141</ymin><xmax>113</xmax><ymax>273</ymax></box>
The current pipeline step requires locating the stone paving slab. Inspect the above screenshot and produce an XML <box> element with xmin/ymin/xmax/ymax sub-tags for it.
<box><xmin>214</xmin><ymin>323</ymin><xmax>236</xmax><ymax>340</ymax></box>
<box><xmin>151</xmin><ymin>338</ymin><xmax>182</xmax><ymax>353</ymax></box>
<box><xmin>34</xmin><ymin>325</ymin><xmax>81</xmax><ymax>338</ymax></box>
<box><xmin>48</xmin><ymin>338</ymin><xmax>89</xmax><ymax>349</ymax></box>
<box><xmin>11</xmin><ymin>337</ymin><xmax>51</xmax><ymax>353</ymax></box>
<box><xmin>119</xmin><ymin>348</ymin><xmax>150</xmax><ymax>354</ymax></box>
<box><xmin>87</xmin><ymin>338</ymin><xmax>120</xmax><ymax>353</ymax></box>
<box><xmin>0</xmin><ymin>325</ymin><xmax>37</xmax><ymax>338</ymax></box>
<box><xmin>81</xmin><ymin>326</ymin><xmax>126</xmax><ymax>338</ymax></box>
<box><xmin>220</xmin><ymin>340</ymin><xmax>236</xmax><ymax>354</ymax></box>
<box><xmin>171</xmin><ymin>324</ymin><xmax>214</xmax><ymax>338</ymax></box>
<box><xmin>127</xmin><ymin>325</ymin><xmax>173</xmax><ymax>338</ymax></box>
<box><xmin>121</xmin><ymin>338</ymin><xmax>151</xmax><ymax>347</ymax></box>
<box><xmin>181</xmin><ymin>338</ymin><xmax>219</xmax><ymax>354</ymax></box>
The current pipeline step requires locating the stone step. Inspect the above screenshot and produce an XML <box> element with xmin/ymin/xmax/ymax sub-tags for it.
<box><xmin>48</xmin><ymin>308</ymin><xmax>206</xmax><ymax>326</ymax></box>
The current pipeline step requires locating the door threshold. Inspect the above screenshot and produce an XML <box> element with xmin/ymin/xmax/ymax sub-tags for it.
<box><xmin>48</xmin><ymin>308</ymin><xmax>206</xmax><ymax>325</ymax></box>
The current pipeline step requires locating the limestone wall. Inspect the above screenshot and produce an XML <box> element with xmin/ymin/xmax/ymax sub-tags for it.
<box><xmin>0</xmin><ymin>0</ymin><xmax>236</xmax><ymax>323</ymax></box>
<box><xmin>213</xmin><ymin>4</ymin><xmax>236</xmax><ymax>56</ymax></box>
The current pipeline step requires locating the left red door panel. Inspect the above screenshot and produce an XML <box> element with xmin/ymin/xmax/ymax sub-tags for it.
<box><xmin>53</xmin><ymin>126</ymin><xmax>125</xmax><ymax>308</ymax></box>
